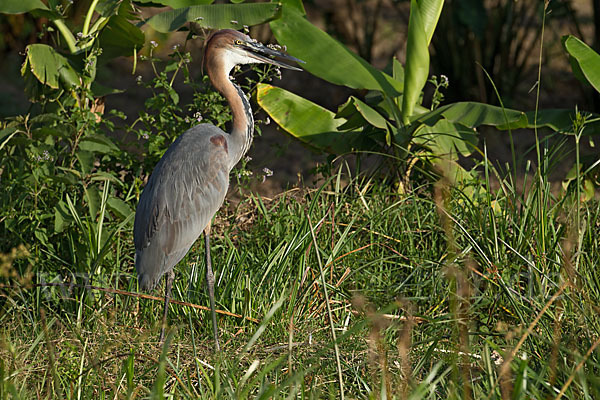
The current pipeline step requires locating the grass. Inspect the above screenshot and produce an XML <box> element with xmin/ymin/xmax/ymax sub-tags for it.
<box><xmin>1</xmin><ymin>147</ymin><xmax>600</xmax><ymax>398</ymax></box>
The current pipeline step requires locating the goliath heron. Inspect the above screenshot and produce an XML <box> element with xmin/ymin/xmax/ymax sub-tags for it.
<box><xmin>133</xmin><ymin>29</ymin><xmax>302</xmax><ymax>349</ymax></box>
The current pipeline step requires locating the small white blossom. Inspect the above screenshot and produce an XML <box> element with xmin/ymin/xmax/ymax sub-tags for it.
<box><xmin>262</xmin><ymin>167</ymin><xmax>273</xmax><ymax>177</ymax></box>
<box><xmin>193</xmin><ymin>112</ymin><xmax>203</xmax><ymax>122</ymax></box>
<box><xmin>150</xmin><ymin>40</ymin><xmax>158</xmax><ymax>48</ymax></box>
<box><xmin>244</xmin><ymin>156</ymin><xmax>252</xmax><ymax>162</ymax></box>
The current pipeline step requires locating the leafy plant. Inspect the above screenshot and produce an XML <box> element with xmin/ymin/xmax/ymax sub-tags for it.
<box><xmin>1</xmin><ymin>0</ymin><xmax>144</xmax><ymax>108</ymax></box>
<box><xmin>258</xmin><ymin>0</ymin><xmax>600</xmax><ymax>190</ymax></box>
<box><xmin>560</xmin><ymin>35</ymin><xmax>600</xmax><ymax>199</ymax></box>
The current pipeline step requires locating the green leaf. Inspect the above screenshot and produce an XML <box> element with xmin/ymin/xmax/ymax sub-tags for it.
<box><xmin>85</xmin><ymin>186</ymin><xmax>101</xmax><ymax>219</ymax></box>
<box><xmin>417</xmin><ymin>102</ymin><xmax>527</xmax><ymax>129</ymax></box>
<box><xmin>90</xmin><ymin>81</ymin><xmax>124</xmax><ymax>97</ymax></box>
<box><xmin>524</xmin><ymin>109</ymin><xmax>600</xmax><ymax>133</ymax></box>
<box><xmin>257</xmin><ymin>84</ymin><xmax>364</xmax><ymax>154</ymax></box>
<box><xmin>54</xmin><ymin>200</ymin><xmax>72</xmax><ymax>233</ymax></box>
<box><xmin>418</xmin><ymin>0</ymin><xmax>444</xmax><ymax>45</ymax></box>
<box><xmin>343</xmin><ymin>97</ymin><xmax>388</xmax><ymax>129</ymax></box>
<box><xmin>0</xmin><ymin>127</ymin><xmax>18</xmax><ymax>149</ymax></box>
<box><xmin>30</xmin><ymin>113</ymin><xmax>64</xmax><ymax>125</ymax></box>
<box><xmin>401</xmin><ymin>0</ymin><xmax>432</xmax><ymax>124</ymax></box>
<box><xmin>98</xmin><ymin>15</ymin><xmax>145</xmax><ymax>61</ymax></box>
<box><xmin>76</xmin><ymin>150</ymin><xmax>94</xmax><ymax>175</ymax></box>
<box><xmin>278</xmin><ymin>0</ymin><xmax>305</xmax><ymax>14</ymax></box>
<box><xmin>135</xmin><ymin>0</ymin><xmax>214</xmax><ymax>7</ymax></box>
<box><xmin>0</xmin><ymin>0</ymin><xmax>48</xmax><ymax>14</ymax></box>
<box><xmin>145</xmin><ymin>3</ymin><xmax>281</xmax><ymax>33</ymax></box>
<box><xmin>413</xmin><ymin>119</ymin><xmax>476</xmax><ymax>157</ymax></box>
<box><xmin>393</xmin><ymin>57</ymin><xmax>404</xmax><ymax>89</ymax></box>
<box><xmin>96</xmin><ymin>0</ymin><xmax>123</xmax><ymax>17</ymax></box>
<box><xmin>91</xmin><ymin>171</ymin><xmax>124</xmax><ymax>185</ymax></box>
<box><xmin>32</xmin><ymin>127</ymin><xmax>69</xmax><ymax>140</ymax></box>
<box><xmin>562</xmin><ymin>35</ymin><xmax>600</xmax><ymax>94</ymax></box>
<box><xmin>78</xmin><ymin>135</ymin><xmax>119</xmax><ymax>154</ymax></box>
<box><xmin>107</xmin><ymin>197</ymin><xmax>133</xmax><ymax>219</ymax></box>
<box><xmin>270</xmin><ymin>7</ymin><xmax>400</xmax><ymax>96</ymax></box>
<box><xmin>22</xmin><ymin>44</ymin><xmax>79</xmax><ymax>90</ymax></box>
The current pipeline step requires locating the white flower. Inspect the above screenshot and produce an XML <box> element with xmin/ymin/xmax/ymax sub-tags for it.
<box><xmin>262</xmin><ymin>167</ymin><xmax>273</xmax><ymax>177</ymax></box>
<box><xmin>150</xmin><ymin>40</ymin><xmax>158</xmax><ymax>48</ymax></box>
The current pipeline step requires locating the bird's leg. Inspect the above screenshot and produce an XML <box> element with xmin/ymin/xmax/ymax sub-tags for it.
<box><xmin>159</xmin><ymin>270</ymin><xmax>175</xmax><ymax>344</ymax></box>
<box><xmin>205</xmin><ymin>223</ymin><xmax>220</xmax><ymax>351</ymax></box>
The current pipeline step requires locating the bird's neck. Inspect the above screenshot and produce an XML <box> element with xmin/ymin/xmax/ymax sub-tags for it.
<box><xmin>210</xmin><ymin>69</ymin><xmax>254</xmax><ymax>169</ymax></box>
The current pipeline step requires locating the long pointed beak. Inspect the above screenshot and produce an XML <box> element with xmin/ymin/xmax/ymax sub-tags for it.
<box><xmin>242</xmin><ymin>41</ymin><xmax>304</xmax><ymax>71</ymax></box>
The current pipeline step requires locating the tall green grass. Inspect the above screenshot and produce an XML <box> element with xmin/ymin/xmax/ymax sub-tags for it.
<box><xmin>1</xmin><ymin>147</ymin><xmax>599</xmax><ymax>398</ymax></box>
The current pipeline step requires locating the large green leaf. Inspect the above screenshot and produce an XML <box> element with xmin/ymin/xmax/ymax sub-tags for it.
<box><xmin>278</xmin><ymin>0</ymin><xmax>305</xmax><ymax>14</ymax></box>
<box><xmin>413</xmin><ymin>119</ymin><xmax>476</xmax><ymax>157</ymax></box>
<box><xmin>401</xmin><ymin>0</ymin><xmax>432</xmax><ymax>124</ymax></box>
<box><xmin>135</xmin><ymin>0</ymin><xmax>214</xmax><ymax>7</ymax></box>
<box><xmin>0</xmin><ymin>0</ymin><xmax>48</xmax><ymax>14</ymax></box>
<box><xmin>523</xmin><ymin>109</ymin><xmax>600</xmax><ymax>133</ymax></box>
<box><xmin>417</xmin><ymin>102</ymin><xmax>600</xmax><ymax>134</ymax></box>
<box><xmin>79</xmin><ymin>134</ymin><xmax>119</xmax><ymax>154</ymax></box>
<box><xmin>98</xmin><ymin>15</ymin><xmax>145</xmax><ymax>61</ymax></box>
<box><xmin>85</xmin><ymin>186</ymin><xmax>101</xmax><ymax>219</ymax></box>
<box><xmin>107</xmin><ymin>197</ymin><xmax>133</xmax><ymax>219</ymax></box>
<box><xmin>417</xmin><ymin>102</ymin><xmax>527</xmax><ymax>129</ymax></box>
<box><xmin>419</xmin><ymin>0</ymin><xmax>444</xmax><ymax>44</ymax></box>
<box><xmin>145</xmin><ymin>3</ymin><xmax>281</xmax><ymax>32</ymax></box>
<box><xmin>562</xmin><ymin>35</ymin><xmax>600</xmax><ymax>94</ymax></box>
<box><xmin>270</xmin><ymin>7</ymin><xmax>401</xmax><ymax>96</ymax></box>
<box><xmin>257</xmin><ymin>84</ymin><xmax>364</xmax><ymax>154</ymax></box>
<box><xmin>21</xmin><ymin>44</ymin><xmax>79</xmax><ymax>90</ymax></box>
<box><xmin>401</xmin><ymin>0</ymin><xmax>444</xmax><ymax>124</ymax></box>
<box><xmin>346</xmin><ymin>97</ymin><xmax>388</xmax><ymax>129</ymax></box>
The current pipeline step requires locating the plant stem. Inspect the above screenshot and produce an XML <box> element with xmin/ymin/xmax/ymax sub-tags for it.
<box><xmin>53</xmin><ymin>20</ymin><xmax>78</xmax><ymax>54</ymax></box>
<box><xmin>82</xmin><ymin>0</ymin><xmax>100</xmax><ymax>37</ymax></box>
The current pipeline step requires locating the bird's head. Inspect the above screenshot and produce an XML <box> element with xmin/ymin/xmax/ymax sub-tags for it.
<box><xmin>202</xmin><ymin>29</ymin><xmax>303</xmax><ymax>77</ymax></box>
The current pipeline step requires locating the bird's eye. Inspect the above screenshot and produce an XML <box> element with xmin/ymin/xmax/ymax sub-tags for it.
<box><xmin>235</xmin><ymin>40</ymin><xmax>243</xmax><ymax>45</ymax></box>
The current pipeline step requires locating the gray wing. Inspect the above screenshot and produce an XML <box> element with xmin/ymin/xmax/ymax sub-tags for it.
<box><xmin>134</xmin><ymin>124</ymin><xmax>230</xmax><ymax>290</ymax></box>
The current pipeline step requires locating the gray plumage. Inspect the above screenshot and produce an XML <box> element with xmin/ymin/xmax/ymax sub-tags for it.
<box><xmin>132</xmin><ymin>29</ymin><xmax>302</xmax><ymax>349</ymax></box>
<box><xmin>134</xmin><ymin>124</ymin><xmax>230</xmax><ymax>290</ymax></box>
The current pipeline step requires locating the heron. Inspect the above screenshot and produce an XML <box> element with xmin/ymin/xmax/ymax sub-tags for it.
<box><xmin>133</xmin><ymin>29</ymin><xmax>303</xmax><ymax>350</ymax></box>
